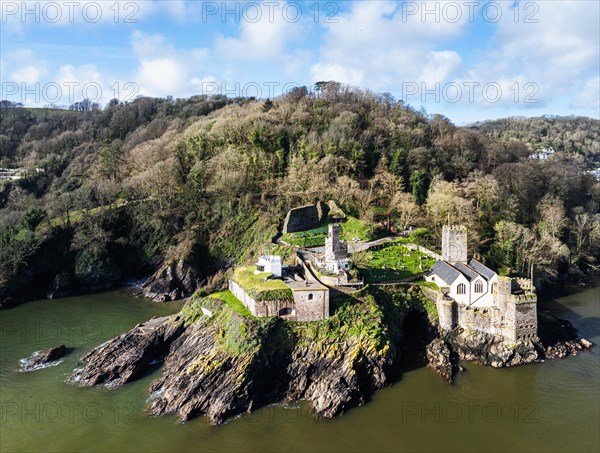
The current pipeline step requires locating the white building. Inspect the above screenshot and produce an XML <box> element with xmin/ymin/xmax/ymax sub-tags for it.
<box><xmin>427</xmin><ymin>259</ymin><xmax>498</xmax><ymax>307</ymax></box>
<box><xmin>426</xmin><ymin>225</ymin><xmax>498</xmax><ymax>307</ymax></box>
<box><xmin>255</xmin><ymin>255</ymin><xmax>283</xmax><ymax>278</ymax></box>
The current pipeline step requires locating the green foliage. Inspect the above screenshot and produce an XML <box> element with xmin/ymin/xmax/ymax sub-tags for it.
<box><xmin>1</xmin><ymin>90</ymin><xmax>598</xmax><ymax>302</ymax></box>
<box><xmin>281</xmin><ymin>217</ymin><xmax>374</xmax><ymax>247</ymax></box>
<box><xmin>22</xmin><ymin>208</ymin><xmax>47</xmax><ymax>231</ymax></box>
<box><xmin>209</xmin><ymin>290</ymin><xmax>254</xmax><ymax>318</ymax></box>
<box><xmin>409</xmin><ymin>170</ymin><xmax>430</xmax><ymax>205</ymax></box>
<box><xmin>231</xmin><ymin>266</ymin><xmax>293</xmax><ymax>301</ymax></box>
<box><xmin>358</xmin><ymin>242</ymin><xmax>435</xmax><ymax>282</ymax></box>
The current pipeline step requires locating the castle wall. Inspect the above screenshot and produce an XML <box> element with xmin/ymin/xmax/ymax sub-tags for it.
<box><xmin>436</xmin><ymin>296</ymin><xmax>502</xmax><ymax>336</ymax></box>
<box><xmin>293</xmin><ymin>289</ymin><xmax>329</xmax><ymax>321</ymax></box>
<box><xmin>228</xmin><ymin>280</ymin><xmax>295</xmax><ymax>318</ymax></box>
<box><xmin>283</xmin><ymin>203</ymin><xmax>328</xmax><ymax>233</ymax></box>
<box><xmin>512</xmin><ymin>299</ymin><xmax>538</xmax><ymax>341</ymax></box>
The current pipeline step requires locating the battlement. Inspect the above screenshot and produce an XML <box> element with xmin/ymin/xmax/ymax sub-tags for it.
<box><xmin>509</xmin><ymin>294</ymin><xmax>537</xmax><ymax>303</ymax></box>
<box><xmin>442</xmin><ymin>225</ymin><xmax>467</xmax><ymax>233</ymax></box>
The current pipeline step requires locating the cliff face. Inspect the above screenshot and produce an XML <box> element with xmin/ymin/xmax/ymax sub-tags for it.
<box><xmin>70</xmin><ymin>290</ymin><xmax>406</xmax><ymax>424</ymax></box>
<box><xmin>69</xmin><ymin>287</ymin><xmax>592</xmax><ymax>424</ymax></box>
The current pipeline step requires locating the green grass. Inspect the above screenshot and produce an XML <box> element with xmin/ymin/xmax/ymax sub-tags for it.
<box><xmin>231</xmin><ymin>266</ymin><xmax>293</xmax><ymax>301</ymax></box>
<box><xmin>411</xmin><ymin>279</ymin><xmax>440</xmax><ymax>291</ymax></box>
<box><xmin>40</xmin><ymin>199</ymin><xmax>128</xmax><ymax>231</ymax></box>
<box><xmin>281</xmin><ymin>216</ymin><xmax>375</xmax><ymax>248</ymax></box>
<box><xmin>340</xmin><ymin>216</ymin><xmax>373</xmax><ymax>242</ymax></box>
<box><xmin>359</xmin><ymin>243</ymin><xmax>435</xmax><ymax>282</ymax></box>
<box><xmin>209</xmin><ymin>290</ymin><xmax>254</xmax><ymax>318</ymax></box>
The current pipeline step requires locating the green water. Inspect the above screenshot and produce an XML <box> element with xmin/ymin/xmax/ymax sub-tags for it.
<box><xmin>1</xmin><ymin>286</ymin><xmax>598</xmax><ymax>453</ymax></box>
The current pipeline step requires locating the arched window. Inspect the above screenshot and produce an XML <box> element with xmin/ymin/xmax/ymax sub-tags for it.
<box><xmin>457</xmin><ymin>283</ymin><xmax>466</xmax><ymax>295</ymax></box>
<box><xmin>308</xmin><ymin>293</ymin><xmax>313</xmax><ymax>300</ymax></box>
<box><xmin>474</xmin><ymin>281</ymin><xmax>483</xmax><ymax>293</ymax></box>
<box><xmin>279</xmin><ymin>307</ymin><xmax>293</xmax><ymax>316</ymax></box>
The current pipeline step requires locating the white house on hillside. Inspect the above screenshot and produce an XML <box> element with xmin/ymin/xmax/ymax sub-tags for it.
<box><xmin>255</xmin><ymin>255</ymin><xmax>283</xmax><ymax>277</ymax></box>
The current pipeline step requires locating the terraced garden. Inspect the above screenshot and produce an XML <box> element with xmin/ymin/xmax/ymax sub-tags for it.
<box><xmin>357</xmin><ymin>242</ymin><xmax>436</xmax><ymax>283</ymax></box>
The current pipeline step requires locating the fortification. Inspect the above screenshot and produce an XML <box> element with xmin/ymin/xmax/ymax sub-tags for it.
<box><xmin>282</xmin><ymin>202</ymin><xmax>329</xmax><ymax>233</ymax></box>
<box><xmin>442</xmin><ymin>225</ymin><xmax>467</xmax><ymax>263</ymax></box>
<box><xmin>229</xmin><ymin>264</ymin><xmax>329</xmax><ymax>321</ymax></box>
<box><xmin>428</xmin><ymin>225</ymin><xmax>538</xmax><ymax>343</ymax></box>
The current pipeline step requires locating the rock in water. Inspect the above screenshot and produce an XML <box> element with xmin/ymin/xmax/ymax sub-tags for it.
<box><xmin>426</xmin><ymin>339</ymin><xmax>455</xmax><ymax>383</ymax></box>
<box><xmin>21</xmin><ymin>345</ymin><xmax>66</xmax><ymax>371</ymax></box>
<box><xmin>70</xmin><ymin>316</ymin><xmax>185</xmax><ymax>386</ymax></box>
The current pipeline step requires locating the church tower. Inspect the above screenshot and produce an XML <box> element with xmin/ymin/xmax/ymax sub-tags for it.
<box><xmin>442</xmin><ymin>225</ymin><xmax>468</xmax><ymax>263</ymax></box>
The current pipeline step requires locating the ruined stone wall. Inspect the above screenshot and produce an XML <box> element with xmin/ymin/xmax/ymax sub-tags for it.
<box><xmin>283</xmin><ymin>203</ymin><xmax>328</xmax><ymax>233</ymax></box>
<box><xmin>255</xmin><ymin>299</ymin><xmax>296</xmax><ymax>318</ymax></box>
<box><xmin>438</xmin><ymin>294</ymin><xmax>504</xmax><ymax>337</ymax></box>
<box><xmin>293</xmin><ymin>289</ymin><xmax>329</xmax><ymax>321</ymax></box>
<box><xmin>229</xmin><ymin>280</ymin><xmax>258</xmax><ymax>315</ymax></box>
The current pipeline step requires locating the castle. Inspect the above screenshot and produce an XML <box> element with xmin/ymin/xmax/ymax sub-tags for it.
<box><xmin>425</xmin><ymin>225</ymin><xmax>538</xmax><ymax>343</ymax></box>
<box><xmin>229</xmin><ymin>256</ymin><xmax>329</xmax><ymax>321</ymax></box>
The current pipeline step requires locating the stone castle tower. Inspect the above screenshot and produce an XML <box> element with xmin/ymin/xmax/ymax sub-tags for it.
<box><xmin>442</xmin><ymin>225</ymin><xmax>468</xmax><ymax>263</ymax></box>
<box><xmin>325</xmin><ymin>224</ymin><xmax>348</xmax><ymax>260</ymax></box>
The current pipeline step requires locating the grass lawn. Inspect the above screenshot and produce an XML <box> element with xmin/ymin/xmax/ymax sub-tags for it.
<box><xmin>231</xmin><ymin>266</ymin><xmax>293</xmax><ymax>301</ymax></box>
<box><xmin>411</xmin><ymin>279</ymin><xmax>440</xmax><ymax>291</ymax></box>
<box><xmin>359</xmin><ymin>244</ymin><xmax>436</xmax><ymax>283</ymax></box>
<box><xmin>281</xmin><ymin>216</ymin><xmax>376</xmax><ymax>248</ymax></box>
<box><xmin>209</xmin><ymin>290</ymin><xmax>254</xmax><ymax>318</ymax></box>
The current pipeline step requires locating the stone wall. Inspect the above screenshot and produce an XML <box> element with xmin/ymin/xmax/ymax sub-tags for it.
<box><xmin>283</xmin><ymin>202</ymin><xmax>329</xmax><ymax>233</ymax></box>
<box><xmin>228</xmin><ymin>279</ymin><xmax>327</xmax><ymax>320</ymax></box>
<box><xmin>292</xmin><ymin>289</ymin><xmax>329</xmax><ymax>321</ymax></box>
<box><xmin>228</xmin><ymin>280</ymin><xmax>294</xmax><ymax>317</ymax></box>
<box><xmin>442</xmin><ymin>225</ymin><xmax>468</xmax><ymax>263</ymax></box>
<box><xmin>513</xmin><ymin>300</ymin><xmax>537</xmax><ymax>341</ymax></box>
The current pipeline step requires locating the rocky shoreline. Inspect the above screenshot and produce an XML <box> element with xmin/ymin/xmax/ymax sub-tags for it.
<box><xmin>69</xmin><ymin>288</ymin><xmax>593</xmax><ymax>424</ymax></box>
<box><xmin>71</xmin><ymin>293</ymin><xmax>398</xmax><ymax>423</ymax></box>
<box><xmin>424</xmin><ymin>309</ymin><xmax>593</xmax><ymax>383</ymax></box>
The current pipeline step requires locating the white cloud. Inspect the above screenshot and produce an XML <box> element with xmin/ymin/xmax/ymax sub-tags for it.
<box><xmin>571</xmin><ymin>77</ymin><xmax>600</xmax><ymax>110</ymax></box>
<box><xmin>10</xmin><ymin>65</ymin><xmax>48</xmax><ymax>84</ymax></box>
<box><xmin>213</xmin><ymin>2</ymin><xmax>308</xmax><ymax>62</ymax></box>
<box><xmin>309</xmin><ymin>1</ymin><xmax>472</xmax><ymax>93</ymax></box>
<box><xmin>310</xmin><ymin>62</ymin><xmax>364</xmax><ymax>86</ymax></box>
<box><xmin>135</xmin><ymin>58</ymin><xmax>187</xmax><ymax>97</ymax></box>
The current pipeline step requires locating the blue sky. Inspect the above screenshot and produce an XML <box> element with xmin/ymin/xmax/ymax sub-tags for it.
<box><xmin>1</xmin><ymin>0</ymin><xmax>598</xmax><ymax>124</ymax></box>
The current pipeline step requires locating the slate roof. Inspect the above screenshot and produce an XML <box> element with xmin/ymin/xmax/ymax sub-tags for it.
<box><xmin>452</xmin><ymin>261</ymin><xmax>480</xmax><ymax>282</ymax></box>
<box><xmin>429</xmin><ymin>260</ymin><xmax>461</xmax><ymax>285</ymax></box>
<box><xmin>467</xmin><ymin>258</ymin><xmax>496</xmax><ymax>281</ymax></box>
<box><xmin>430</xmin><ymin>256</ymin><xmax>498</xmax><ymax>286</ymax></box>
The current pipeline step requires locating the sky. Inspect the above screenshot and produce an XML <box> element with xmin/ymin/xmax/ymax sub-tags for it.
<box><xmin>1</xmin><ymin>0</ymin><xmax>599</xmax><ymax>124</ymax></box>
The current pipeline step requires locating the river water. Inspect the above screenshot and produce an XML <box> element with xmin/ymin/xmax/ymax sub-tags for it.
<box><xmin>0</xmin><ymin>285</ymin><xmax>598</xmax><ymax>453</ymax></box>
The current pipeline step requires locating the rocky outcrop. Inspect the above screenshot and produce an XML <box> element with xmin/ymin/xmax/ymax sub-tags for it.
<box><xmin>71</xmin><ymin>294</ymin><xmax>400</xmax><ymax>424</ymax></box>
<box><xmin>20</xmin><ymin>344</ymin><xmax>66</xmax><ymax>371</ymax></box>
<box><xmin>425</xmin><ymin>338</ymin><xmax>461</xmax><ymax>382</ymax></box>
<box><xmin>142</xmin><ymin>260</ymin><xmax>204</xmax><ymax>302</ymax></box>
<box><xmin>437</xmin><ymin>310</ymin><xmax>593</xmax><ymax>370</ymax></box>
<box><xmin>69</xmin><ymin>287</ymin><xmax>593</xmax><ymax>424</ymax></box>
<box><xmin>445</xmin><ymin>329</ymin><xmax>540</xmax><ymax>368</ymax></box>
<box><xmin>71</xmin><ymin>316</ymin><xmax>185</xmax><ymax>386</ymax></box>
